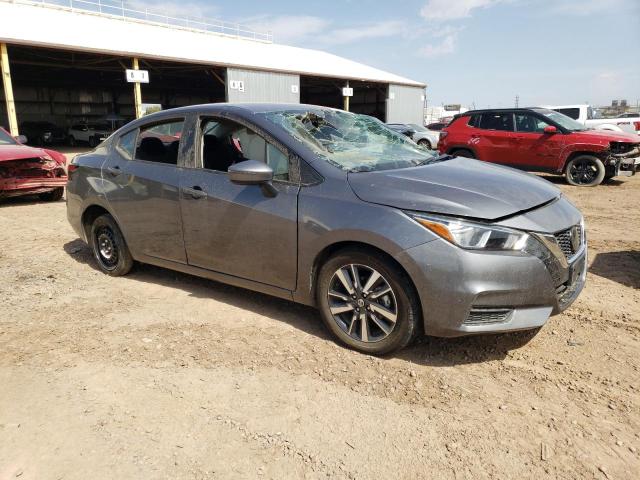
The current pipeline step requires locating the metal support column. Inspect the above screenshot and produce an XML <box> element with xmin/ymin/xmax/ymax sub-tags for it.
<box><xmin>132</xmin><ymin>57</ymin><xmax>143</xmax><ymax>119</ymax></box>
<box><xmin>343</xmin><ymin>80</ymin><xmax>350</xmax><ymax>112</ymax></box>
<box><xmin>1</xmin><ymin>43</ymin><xmax>19</xmax><ymax>136</ymax></box>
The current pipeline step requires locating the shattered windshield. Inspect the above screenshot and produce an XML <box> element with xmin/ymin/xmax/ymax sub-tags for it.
<box><xmin>260</xmin><ymin>109</ymin><xmax>437</xmax><ymax>172</ymax></box>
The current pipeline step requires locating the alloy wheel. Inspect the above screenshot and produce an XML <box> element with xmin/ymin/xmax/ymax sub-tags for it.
<box><xmin>327</xmin><ymin>264</ymin><xmax>398</xmax><ymax>343</ymax></box>
<box><xmin>569</xmin><ymin>158</ymin><xmax>598</xmax><ymax>185</ymax></box>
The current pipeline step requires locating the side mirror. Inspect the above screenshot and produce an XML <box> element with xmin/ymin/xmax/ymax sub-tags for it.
<box><xmin>229</xmin><ymin>160</ymin><xmax>277</xmax><ymax>197</ymax></box>
<box><xmin>543</xmin><ymin>126</ymin><xmax>558</xmax><ymax>134</ymax></box>
<box><xmin>229</xmin><ymin>159</ymin><xmax>273</xmax><ymax>184</ymax></box>
<box><xmin>15</xmin><ymin>134</ymin><xmax>28</xmax><ymax>144</ymax></box>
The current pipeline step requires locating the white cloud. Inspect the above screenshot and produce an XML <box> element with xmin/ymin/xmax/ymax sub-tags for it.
<box><xmin>549</xmin><ymin>0</ymin><xmax>635</xmax><ymax>16</ymax></box>
<box><xmin>242</xmin><ymin>15</ymin><xmax>329</xmax><ymax>44</ymax></box>
<box><xmin>419</xmin><ymin>33</ymin><xmax>458</xmax><ymax>57</ymax></box>
<box><xmin>321</xmin><ymin>21</ymin><xmax>406</xmax><ymax>45</ymax></box>
<box><xmin>420</xmin><ymin>0</ymin><xmax>505</xmax><ymax>21</ymax></box>
<box><xmin>127</xmin><ymin>0</ymin><xmax>219</xmax><ymax>19</ymax></box>
<box><xmin>430</xmin><ymin>25</ymin><xmax>465</xmax><ymax>38</ymax></box>
<box><xmin>243</xmin><ymin>16</ymin><xmax>407</xmax><ymax>46</ymax></box>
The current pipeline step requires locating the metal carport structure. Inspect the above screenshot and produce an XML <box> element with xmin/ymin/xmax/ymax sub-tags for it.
<box><xmin>0</xmin><ymin>0</ymin><xmax>426</xmax><ymax>137</ymax></box>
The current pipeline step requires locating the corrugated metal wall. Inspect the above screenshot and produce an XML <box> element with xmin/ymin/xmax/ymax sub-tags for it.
<box><xmin>226</xmin><ymin>68</ymin><xmax>300</xmax><ymax>103</ymax></box>
<box><xmin>386</xmin><ymin>84</ymin><xmax>425</xmax><ymax>124</ymax></box>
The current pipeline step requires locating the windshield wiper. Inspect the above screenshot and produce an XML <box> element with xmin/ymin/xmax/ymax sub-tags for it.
<box><xmin>415</xmin><ymin>154</ymin><xmax>452</xmax><ymax>166</ymax></box>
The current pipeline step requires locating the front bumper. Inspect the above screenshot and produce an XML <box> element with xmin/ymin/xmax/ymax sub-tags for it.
<box><xmin>618</xmin><ymin>156</ymin><xmax>639</xmax><ymax>176</ymax></box>
<box><xmin>395</xmin><ymin>226</ymin><xmax>587</xmax><ymax>338</ymax></box>
<box><xmin>0</xmin><ymin>176</ymin><xmax>67</xmax><ymax>197</ymax></box>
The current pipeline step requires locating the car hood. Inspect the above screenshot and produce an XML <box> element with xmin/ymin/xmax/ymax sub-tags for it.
<box><xmin>573</xmin><ymin>129</ymin><xmax>639</xmax><ymax>143</ymax></box>
<box><xmin>347</xmin><ymin>157</ymin><xmax>560</xmax><ymax>221</ymax></box>
<box><xmin>0</xmin><ymin>144</ymin><xmax>49</xmax><ymax>162</ymax></box>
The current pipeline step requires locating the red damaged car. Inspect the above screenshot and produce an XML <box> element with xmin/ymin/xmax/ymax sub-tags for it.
<box><xmin>438</xmin><ymin>108</ymin><xmax>640</xmax><ymax>186</ymax></box>
<box><xmin>0</xmin><ymin>126</ymin><xmax>67</xmax><ymax>201</ymax></box>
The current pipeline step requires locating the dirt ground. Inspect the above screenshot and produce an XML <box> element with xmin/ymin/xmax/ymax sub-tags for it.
<box><xmin>0</xmin><ymin>160</ymin><xmax>638</xmax><ymax>479</ymax></box>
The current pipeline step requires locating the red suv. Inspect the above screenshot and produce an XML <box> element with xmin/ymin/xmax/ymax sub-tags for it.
<box><xmin>438</xmin><ymin>108</ymin><xmax>640</xmax><ymax>186</ymax></box>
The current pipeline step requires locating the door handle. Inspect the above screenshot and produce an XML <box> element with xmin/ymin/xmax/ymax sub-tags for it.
<box><xmin>106</xmin><ymin>165</ymin><xmax>121</xmax><ymax>176</ymax></box>
<box><xmin>183</xmin><ymin>186</ymin><xmax>207</xmax><ymax>199</ymax></box>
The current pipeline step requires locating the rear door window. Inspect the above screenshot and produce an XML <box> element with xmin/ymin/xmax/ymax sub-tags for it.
<box><xmin>135</xmin><ymin>119</ymin><xmax>184</xmax><ymax>165</ymax></box>
<box><xmin>478</xmin><ymin>113</ymin><xmax>514</xmax><ymax>131</ymax></box>
<box><xmin>468</xmin><ymin>114</ymin><xmax>481</xmax><ymax>127</ymax></box>
<box><xmin>116</xmin><ymin>129</ymin><xmax>138</xmax><ymax>160</ymax></box>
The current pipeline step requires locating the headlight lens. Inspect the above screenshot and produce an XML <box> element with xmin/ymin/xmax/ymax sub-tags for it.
<box><xmin>408</xmin><ymin>213</ymin><xmax>530</xmax><ymax>251</ymax></box>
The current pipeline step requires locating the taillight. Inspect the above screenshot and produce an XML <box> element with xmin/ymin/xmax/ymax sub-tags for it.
<box><xmin>67</xmin><ymin>164</ymin><xmax>79</xmax><ymax>174</ymax></box>
<box><xmin>634</xmin><ymin>121</ymin><xmax>640</xmax><ymax>131</ymax></box>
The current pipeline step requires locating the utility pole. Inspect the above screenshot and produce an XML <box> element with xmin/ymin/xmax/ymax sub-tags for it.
<box><xmin>132</xmin><ymin>58</ymin><xmax>143</xmax><ymax>119</ymax></box>
<box><xmin>514</xmin><ymin>95</ymin><xmax>519</xmax><ymax>108</ymax></box>
<box><xmin>1</xmin><ymin>43</ymin><xmax>19</xmax><ymax>136</ymax></box>
<box><xmin>343</xmin><ymin>80</ymin><xmax>350</xmax><ymax>112</ymax></box>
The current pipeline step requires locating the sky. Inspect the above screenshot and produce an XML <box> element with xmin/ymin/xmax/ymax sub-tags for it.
<box><xmin>138</xmin><ymin>0</ymin><xmax>639</xmax><ymax>109</ymax></box>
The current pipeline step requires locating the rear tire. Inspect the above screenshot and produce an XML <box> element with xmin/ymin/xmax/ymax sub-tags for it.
<box><xmin>565</xmin><ymin>155</ymin><xmax>605</xmax><ymax>187</ymax></box>
<box><xmin>316</xmin><ymin>248</ymin><xmax>420</xmax><ymax>355</ymax></box>
<box><xmin>90</xmin><ymin>214</ymin><xmax>133</xmax><ymax>276</ymax></box>
<box><xmin>453</xmin><ymin>149</ymin><xmax>475</xmax><ymax>159</ymax></box>
<box><xmin>39</xmin><ymin>187</ymin><xmax>64</xmax><ymax>202</ymax></box>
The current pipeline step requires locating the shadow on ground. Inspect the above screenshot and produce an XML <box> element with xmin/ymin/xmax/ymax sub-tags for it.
<box><xmin>589</xmin><ymin>250</ymin><xmax>640</xmax><ymax>289</ymax></box>
<box><xmin>0</xmin><ymin>194</ymin><xmax>65</xmax><ymax>207</ymax></box>
<box><xmin>63</xmin><ymin>238</ymin><xmax>541</xmax><ymax>367</ymax></box>
<box><xmin>536</xmin><ymin>174</ymin><xmax>626</xmax><ymax>187</ymax></box>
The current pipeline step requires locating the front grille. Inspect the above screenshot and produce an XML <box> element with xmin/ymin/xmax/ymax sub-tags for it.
<box><xmin>554</xmin><ymin>224</ymin><xmax>582</xmax><ymax>260</ymax></box>
<box><xmin>464</xmin><ymin>308</ymin><xmax>513</xmax><ymax>326</ymax></box>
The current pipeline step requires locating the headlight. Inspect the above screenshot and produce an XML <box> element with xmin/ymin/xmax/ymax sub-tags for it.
<box><xmin>407</xmin><ymin>213</ymin><xmax>530</xmax><ymax>251</ymax></box>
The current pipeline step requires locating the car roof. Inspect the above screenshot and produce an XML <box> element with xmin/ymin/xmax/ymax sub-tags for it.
<box><xmin>457</xmin><ymin>107</ymin><xmax>546</xmax><ymax>115</ymax></box>
<box><xmin>147</xmin><ymin>103</ymin><xmax>342</xmax><ymax>117</ymax></box>
<box><xmin>541</xmin><ymin>104</ymin><xmax>589</xmax><ymax>109</ymax></box>
<box><xmin>121</xmin><ymin>103</ymin><xmax>355</xmax><ymax>133</ymax></box>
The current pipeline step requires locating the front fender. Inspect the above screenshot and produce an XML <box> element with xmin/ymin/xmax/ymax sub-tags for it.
<box><xmin>293</xmin><ymin>179</ymin><xmax>438</xmax><ymax>306</ymax></box>
<box><xmin>558</xmin><ymin>142</ymin><xmax>610</xmax><ymax>172</ymax></box>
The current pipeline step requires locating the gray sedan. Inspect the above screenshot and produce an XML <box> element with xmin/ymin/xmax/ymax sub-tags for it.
<box><xmin>66</xmin><ymin>104</ymin><xmax>586</xmax><ymax>355</ymax></box>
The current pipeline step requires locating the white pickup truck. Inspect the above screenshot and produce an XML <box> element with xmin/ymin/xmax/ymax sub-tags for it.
<box><xmin>542</xmin><ymin>105</ymin><xmax>640</xmax><ymax>135</ymax></box>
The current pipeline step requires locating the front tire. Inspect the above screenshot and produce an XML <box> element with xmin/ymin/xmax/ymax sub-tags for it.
<box><xmin>39</xmin><ymin>187</ymin><xmax>64</xmax><ymax>202</ymax></box>
<box><xmin>453</xmin><ymin>149</ymin><xmax>475</xmax><ymax>159</ymax></box>
<box><xmin>418</xmin><ymin>139</ymin><xmax>432</xmax><ymax>150</ymax></box>
<box><xmin>90</xmin><ymin>214</ymin><xmax>133</xmax><ymax>276</ymax></box>
<box><xmin>317</xmin><ymin>248</ymin><xmax>420</xmax><ymax>355</ymax></box>
<box><xmin>565</xmin><ymin>155</ymin><xmax>605</xmax><ymax>186</ymax></box>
